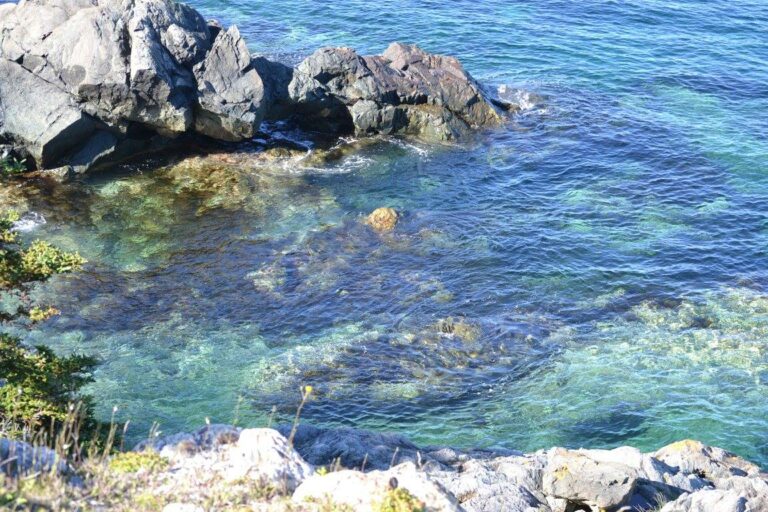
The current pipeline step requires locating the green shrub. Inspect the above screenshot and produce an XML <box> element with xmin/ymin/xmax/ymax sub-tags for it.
<box><xmin>0</xmin><ymin>333</ymin><xmax>97</xmax><ymax>432</ymax></box>
<box><xmin>0</xmin><ymin>156</ymin><xmax>26</xmax><ymax>177</ymax></box>
<box><xmin>0</xmin><ymin>209</ymin><xmax>94</xmax><ymax>439</ymax></box>
<box><xmin>376</xmin><ymin>488</ymin><xmax>425</xmax><ymax>512</ymax></box>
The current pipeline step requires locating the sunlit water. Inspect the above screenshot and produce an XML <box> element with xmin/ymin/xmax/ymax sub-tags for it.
<box><xmin>3</xmin><ymin>0</ymin><xmax>768</xmax><ymax>465</ymax></box>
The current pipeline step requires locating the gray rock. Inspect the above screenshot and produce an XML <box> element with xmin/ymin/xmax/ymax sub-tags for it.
<box><xmin>288</xmin><ymin>42</ymin><xmax>505</xmax><ymax>142</ymax></box>
<box><xmin>541</xmin><ymin>447</ymin><xmax>638</xmax><ymax>510</ymax></box>
<box><xmin>135</xmin><ymin>426</ymin><xmax>312</xmax><ymax>493</ymax></box>
<box><xmin>222</xmin><ymin>428</ymin><xmax>314</xmax><ymax>491</ymax></box>
<box><xmin>0</xmin><ymin>58</ymin><xmax>96</xmax><ymax>168</ymax></box>
<box><xmin>1</xmin><ymin>0</ymin><xmax>515</xmax><ymax>172</ymax></box>
<box><xmin>193</xmin><ymin>26</ymin><xmax>267</xmax><ymax>141</ymax></box>
<box><xmin>0</xmin><ymin>438</ymin><xmax>68</xmax><ymax>477</ymax></box>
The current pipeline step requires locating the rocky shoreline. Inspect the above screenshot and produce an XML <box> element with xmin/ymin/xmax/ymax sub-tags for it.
<box><xmin>0</xmin><ymin>0</ymin><xmax>515</xmax><ymax>175</ymax></box>
<box><xmin>3</xmin><ymin>423</ymin><xmax>767</xmax><ymax>511</ymax></box>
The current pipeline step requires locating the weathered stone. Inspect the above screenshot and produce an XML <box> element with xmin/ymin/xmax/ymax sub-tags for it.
<box><xmin>293</xmin><ymin>462</ymin><xmax>462</xmax><ymax>512</ymax></box>
<box><xmin>193</xmin><ymin>26</ymin><xmax>267</xmax><ymax>141</ymax></box>
<box><xmin>541</xmin><ymin>448</ymin><xmax>638</xmax><ymax>510</ymax></box>
<box><xmin>654</xmin><ymin>440</ymin><xmax>763</xmax><ymax>484</ymax></box>
<box><xmin>137</xmin><ymin>426</ymin><xmax>312</xmax><ymax>493</ymax></box>
<box><xmin>220</xmin><ymin>428</ymin><xmax>313</xmax><ymax>491</ymax></box>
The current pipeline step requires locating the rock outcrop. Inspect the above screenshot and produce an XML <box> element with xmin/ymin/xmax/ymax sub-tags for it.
<box><xmin>0</xmin><ymin>0</ymin><xmax>510</xmax><ymax>174</ymax></box>
<box><xmin>288</xmin><ymin>43</ymin><xmax>507</xmax><ymax>141</ymax></box>
<box><xmin>126</xmin><ymin>425</ymin><xmax>767</xmax><ymax>512</ymax></box>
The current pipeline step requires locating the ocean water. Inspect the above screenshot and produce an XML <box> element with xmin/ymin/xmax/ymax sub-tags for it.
<box><xmin>4</xmin><ymin>0</ymin><xmax>768</xmax><ymax>464</ymax></box>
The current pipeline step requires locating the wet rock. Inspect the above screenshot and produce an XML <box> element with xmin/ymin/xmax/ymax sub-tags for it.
<box><xmin>292</xmin><ymin>462</ymin><xmax>462</xmax><ymax>512</ymax></box>
<box><xmin>541</xmin><ymin>447</ymin><xmax>638</xmax><ymax>510</ymax></box>
<box><xmin>366</xmin><ymin>207</ymin><xmax>399</xmax><ymax>231</ymax></box>
<box><xmin>289</xmin><ymin>42</ymin><xmax>505</xmax><ymax>142</ymax></box>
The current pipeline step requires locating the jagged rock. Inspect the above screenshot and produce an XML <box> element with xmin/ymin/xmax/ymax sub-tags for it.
<box><xmin>293</xmin><ymin>462</ymin><xmax>462</xmax><ymax>512</ymax></box>
<box><xmin>0</xmin><ymin>0</ymin><xmax>513</xmax><ymax>172</ymax></box>
<box><xmin>288</xmin><ymin>42</ymin><xmax>504</xmax><ymax>142</ymax></box>
<box><xmin>541</xmin><ymin>448</ymin><xmax>638</xmax><ymax>510</ymax></box>
<box><xmin>193</xmin><ymin>26</ymin><xmax>267</xmax><ymax>141</ymax></box>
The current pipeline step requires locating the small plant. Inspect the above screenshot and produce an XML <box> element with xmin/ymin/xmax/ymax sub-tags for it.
<box><xmin>108</xmin><ymin>451</ymin><xmax>169</xmax><ymax>474</ymax></box>
<box><xmin>376</xmin><ymin>487</ymin><xmax>425</xmax><ymax>512</ymax></box>
<box><xmin>1</xmin><ymin>209</ymin><xmax>94</xmax><ymax>440</ymax></box>
<box><xmin>288</xmin><ymin>384</ymin><xmax>313</xmax><ymax>446</ymax></box>
<box><xmin>0</xmin><ymin>156</ymin><xmax>26</xmax><ymax>177</ymax></box>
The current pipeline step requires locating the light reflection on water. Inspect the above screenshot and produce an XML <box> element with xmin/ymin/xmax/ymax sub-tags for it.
<box><xmin>3</xmin><ymin>0</ymin><xmax>768</xmax><ymax>465</ymax></box>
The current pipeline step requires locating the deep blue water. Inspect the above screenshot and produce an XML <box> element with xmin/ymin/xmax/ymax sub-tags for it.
<box><xmin>4</xmin><ymin>0</ymin><xmax>768</xmax><ymax>463</ymax></box>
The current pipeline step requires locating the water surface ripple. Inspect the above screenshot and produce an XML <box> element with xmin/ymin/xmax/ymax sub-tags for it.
<box><xmin>5</xmin><ymin>0</ymin><xmax>768</xmax><ymax>464</ymax></box>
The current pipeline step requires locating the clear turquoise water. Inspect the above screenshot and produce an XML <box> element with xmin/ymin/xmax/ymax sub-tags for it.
<box><xmin>6</xmin><ymin>0</ymin><xmax>768</xmax><ymax>464</ymax></box>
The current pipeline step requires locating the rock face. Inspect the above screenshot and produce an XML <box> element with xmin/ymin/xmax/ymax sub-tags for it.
<box><xmin>288</xmin><ymin>42</ymin><xmax>506</xmax><ymax>141</ymax></box>
<box><xmin>135</xmin><ymin>424</ymin><xmax>768</xmax><ymax>512</ymax></box>
<box><xmin>0</xmin><ymin>0</ymin><xmax>268</xmax><ymax>171</ymax></box>
<box><xmin>136</xmin><ymin>425</ymin><xmax>313</xmax><ymax>493</ymax></box>
<box><xmin>0</xmin><ymin>0</ymin><xmax>511</xmax><ymax>172</ymax></box>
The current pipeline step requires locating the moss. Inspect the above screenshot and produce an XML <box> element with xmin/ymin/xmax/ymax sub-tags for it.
<box><xmin>375</xmin><ymin>488</ymin><xmax>425</xmax><ymax>512</ymax></box>
<box><xmin>108</xmin><ymin>451</ymin><xmax>169</xmax><ymax>474</ymax></box>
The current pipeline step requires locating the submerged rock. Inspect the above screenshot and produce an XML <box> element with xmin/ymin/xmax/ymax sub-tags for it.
<box><xmin>366</xmin><ymin>207</ymin><xmax>400</xmax><ymax>231</ymax></box>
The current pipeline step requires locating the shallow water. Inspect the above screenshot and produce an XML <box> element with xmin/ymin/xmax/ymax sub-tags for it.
<box><xmin>4</xmin><ymin>0</ymin><xmax>768</xmax><ymax>464</ymax></box>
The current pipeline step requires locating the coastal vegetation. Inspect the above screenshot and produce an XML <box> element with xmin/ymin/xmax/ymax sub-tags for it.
<box><xmin>0</xmin><ymin>210</ymin><xmax>94</xmax><ymax>439</ymax></box>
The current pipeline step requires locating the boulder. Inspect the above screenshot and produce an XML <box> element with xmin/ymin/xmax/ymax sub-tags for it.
<box><xmin>293</xmin><ymin>462</ymin><xmax>462</xmax><ymax>512</ymax></box>
<box><xmin>541</xmin><ymin>448</ymin><xmax>638</xmax><ymax>510</ymax></box>
<box><xmin>193</xmin><ymin>26</ymin><xmax>267</xmax><ymax>141</ymax></box>
<box><xmin>0</xmin><ymin>58</ymin><xmax>96</xmax><ymax>168</ymax></box>
<box><xmin>136</xmin><ymin>426</ymin><xmax>313</xmax><ymax>493</ymax></box>
<box><xmin>288</xmin><ymin>42</ymin><xmax>505</xmax><ymax>142</ymax></box>
<box><xmin>0</xmin><ymin>0</ymin><xmax>515</xmax><ymax>172</ymax></box>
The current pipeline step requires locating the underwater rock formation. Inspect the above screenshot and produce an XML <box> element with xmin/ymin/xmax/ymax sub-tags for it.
<box><xmin>0</xmin><ymin>0</ymin><xmax>509</xmax><ymax>173</ymax></box>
